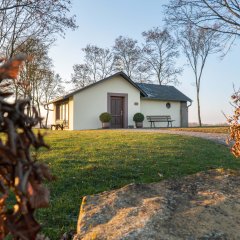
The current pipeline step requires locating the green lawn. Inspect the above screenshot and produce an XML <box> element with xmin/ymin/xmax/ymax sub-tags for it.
<box><xmin>36</xmin><ymin>130</ymin><xmax>238</xmax><ymax>239</ymax></box>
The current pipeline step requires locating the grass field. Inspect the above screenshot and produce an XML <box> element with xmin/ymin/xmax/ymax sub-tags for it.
<box><xmin>170</xmin><ymin>126</ymin><xmax>229</xmax><ymax>134</ymax></box>
<box><xmin>37</xmin><ymin>130</ymin><xmax>238</xmax><ymax>239</ymax></box>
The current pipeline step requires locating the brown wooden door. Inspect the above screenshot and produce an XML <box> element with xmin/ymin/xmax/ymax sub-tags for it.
<box><xmin>110</xmin><ymin>96</ymin><xmax>124</xmax><ymax>128</ymax></box>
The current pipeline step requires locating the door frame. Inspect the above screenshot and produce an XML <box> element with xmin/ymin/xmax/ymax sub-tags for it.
<box><xmin>107</xmin><ymin>93</ymin><xmax>128</xmax><ymax>128</ymax></box>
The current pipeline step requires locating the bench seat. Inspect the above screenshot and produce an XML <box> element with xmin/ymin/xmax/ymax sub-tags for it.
<box><xmin>146</xmin><ymin>115</ymin><xmax>174</xmax><ymax>128</ymax></box>
<box><xmin>51</xmin><ymin>120</ymin><xmax>66</xmax><ymax>130</ymax></box>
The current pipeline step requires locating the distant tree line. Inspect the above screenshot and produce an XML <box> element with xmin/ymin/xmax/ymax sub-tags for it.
<box><xmin>71</xmin><ymin>25</ymin><xmax>223</xmax><ymax>127</ymax></box>
<box><xmin>72</xmin><ymin>0</ymin><xmax>240</xmax><ymax>127</ymax></box>
<box><xmin>1</xmin><ymin>0</ymin><xmax>240</xmax><ymax>127</ymax></box>
<box><xmin>71</xmin><ymin>27</ymin><xmax>183</xmax><ymax>88</ymax></box>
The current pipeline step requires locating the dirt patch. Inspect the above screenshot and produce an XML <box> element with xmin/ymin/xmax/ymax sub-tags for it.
<box><xmin>74</xmin><ymin>169</ymin><xmax>240</xmax><ymax>240</ymax></box>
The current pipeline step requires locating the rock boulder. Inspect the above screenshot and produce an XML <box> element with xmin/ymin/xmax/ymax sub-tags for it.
<box><xmin>74</xmin><ymin>169</ymin><xmax>240</xmax><ymax>240</ymax></box>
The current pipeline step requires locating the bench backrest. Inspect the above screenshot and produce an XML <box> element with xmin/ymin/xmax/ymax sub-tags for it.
<box><xmin>55</xmin><ymin>119</ymin><xmax>67</xmax><ymax>125</ymax></box>
<box><xmin>146</xmin><ymin>115</ymin><xmax>171</xmax><ymax>121</ymax></box>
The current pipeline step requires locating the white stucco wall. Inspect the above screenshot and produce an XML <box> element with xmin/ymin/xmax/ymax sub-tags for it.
<box><xmin>140</xmin><ymin>99</ymin><xmax>181</xmax><ymax>127</ymax></box>
<box><xmin>52</xmin><ymin>103</ymin><xmax>56</xmax><ymax>124</ymax></box>
<box><xmin>73</xmin><ymin>76</ymin><xmax>141</xmax><ymax>130</ymax></box>
<box><xmin>49</xmin><ymin>97</ymin><xmax>73</xmax><ymax>130</ymax></box>
<box><xmin>68</xmin><ymin>97</ymin><xmax>74</xmax><ymax>130</ymax></box>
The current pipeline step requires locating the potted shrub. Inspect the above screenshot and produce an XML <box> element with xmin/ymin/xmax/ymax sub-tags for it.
<box><xmin>133</xmin><ymin>112</ymin><xmax>144</xmax><ymax>128</ymax></box>
<box><xmin>99</xmin><ymin>112</ymin><xmax>112</xmax><ymax>129</ymax></box>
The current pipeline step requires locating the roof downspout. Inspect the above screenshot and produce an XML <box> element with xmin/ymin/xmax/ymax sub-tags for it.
<box><xmin>187</xmin><ymin>101</ymin><xmax>192</xmax><ymax>108</ymax></box>
<box><xmin>44</xmin><ymin>103</ymin><xmax>54</xmax><ymax>111</ymax></box>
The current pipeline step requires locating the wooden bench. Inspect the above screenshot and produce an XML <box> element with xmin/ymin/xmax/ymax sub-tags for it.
<box><xmin>51</xmin><ymin>120</ymin><xmax>66</xmax><ymax>130</ymax></box>
<box><xmin>146</xmin><ymin>115</ymin><xmax>174</xmax><ymax>128</ymax></box>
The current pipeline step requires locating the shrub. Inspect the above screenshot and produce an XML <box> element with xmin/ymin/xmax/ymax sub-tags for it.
<box><xmin>133</xmin><ymin>113</ymin><xmax>144</xmax><ymax>122</ymax></box>
<box><xmin>227</xmin><ymin>89</ymin><xmax>240</xmax><ymax>157</ymax></box>
<box><xmin>99</xmin><ymin>112</ymin><xmax>112</xmax><ymax>123</ymax></box>
<box><xmin>0</xmin><ymin>55</ymin><xmax>53</xmax><ymax>239</ymax></box>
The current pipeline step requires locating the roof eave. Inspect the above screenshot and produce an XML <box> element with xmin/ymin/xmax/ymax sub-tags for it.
<box><xmin>50</xmin><ymin>71</ymin><xmax>147</xmax><ymax>104</ymax></box>
<box><xmin>117</xmin><ymin>72</ymin><xmax>148</xmax><ymax>97</ymax></box>
<box><xmin>49</xmin><ymin>94</ymin><xmax>72</xmax><ymax>104</ymax></box>
<box><xmin>141</xmin><ymin>96</ymin><xmax>192</xmax><ymax>102</ymax></box>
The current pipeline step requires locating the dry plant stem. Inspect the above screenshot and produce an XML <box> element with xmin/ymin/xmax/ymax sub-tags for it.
<box><xmin>0</xmin><ymin>55</ymin><xmax>53</xmax><ymax>239</ymax></box>
<box><xmin>227</xmin><ymin>89</ymin><xmax>240</xmax><ymax>157</ymax></box>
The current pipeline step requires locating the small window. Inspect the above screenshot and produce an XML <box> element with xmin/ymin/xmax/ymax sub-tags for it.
<box><xmin>55</xmin><ymin>101</ymin><xmax>69</xmax><ymax>127</ymax></box>
<box><xmin>56</xmin><ymin>104</ymin><xmax>60</xmax><ymax>120</ymax></box>
<box><xmin>166</xmin><ymin>102</ymin><xmax>171</xmax><ymax>109</ymax></box>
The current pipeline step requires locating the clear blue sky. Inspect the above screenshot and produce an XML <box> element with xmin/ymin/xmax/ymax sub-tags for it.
<box><xmin>49</xmin><ymin>0</ymin><xmax>240</xmax><ymax>124</ymax></box>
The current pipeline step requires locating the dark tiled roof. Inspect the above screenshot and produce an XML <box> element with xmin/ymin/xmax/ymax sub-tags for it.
<box><xmin>136</xmin><ymin>83</ymin><xmax>192</xmax><ymax>102</ymax></box>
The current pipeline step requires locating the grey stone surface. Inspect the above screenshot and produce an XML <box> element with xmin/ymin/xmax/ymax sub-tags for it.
<box><xmin>74</xmin><ymin>169</ymin><xmax>240</xmax><ymax>240</ymax></box>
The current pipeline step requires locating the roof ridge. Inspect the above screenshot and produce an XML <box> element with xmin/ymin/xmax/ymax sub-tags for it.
<box><xmin>135</xmin><ymin>82</ymin><xmax>174</xmax><ymax>87</ymax></box>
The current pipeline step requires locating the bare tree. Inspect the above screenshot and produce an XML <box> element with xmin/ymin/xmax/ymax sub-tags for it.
<box><xmin>0</xmin><ymin>0</ymin><xmax>45</xmax><ymax>11</ymax></box>
<box><xmin>82</xmin><ymin>44</ymin><xmax>115</xmax><ymax>81</ymax></box>
<box><xmin>165</xmin><ymin>0</ymin><xmax>240</xmax><ymax>38</ymax></box>
<box><xmin>16</xmin><ymin>38</ymin><xmax>47</xmax><ymax>99</ymax></box>
<box><xmin>178</xmin><ymin>25</ymin><xmax>221</xmax><ymax>126</ymax></box>
<box><xmin>113</xmin><ymin>36</ymin><xmax>141</xmax><ymax>79</ymax></box>
<box><xmin>135</xmin><ymin>63</ymin><xmax>153</xmax><ymax>83</ymax></box>
<box><xmin>72</xmin><ymin>45</ymin><xmax>115</xmax><ymax>87</ymax></box>
<box><xmin>41</xmin><ymin>73</ymin><xmax>65</xmax><ymax>128</ymax></box>
<box><xmin>16</xmin><ymin>38</ymin><xmax>58</xmax><ymax>128</ymax></box>
<box><xmin>141</xmin><ymin>27</ymin><xmax>182</xmax><ymax>85</ymax></box>
<box><xmin>97</xmin><ymin>48</ymin><xmax>115</xmax><ymax>79</ymax></box>
<box><xmin>71</xmin><ymin>63</ymin><xmax>93</xmax><ymax>88</ymax></box>
<box><xmin>17</xmin><ymin>38</ymin><xmax>65</xmax><ymax>128</ymax></box>
<box><xmin>82</xmin><ymin>45</ymin><xmax>101</xmax><ymax>82</ymax></box>
<box><xmin>0</xmin><ymin>0</ymin><xmax>77</xmax><ymax>58</ymax></box>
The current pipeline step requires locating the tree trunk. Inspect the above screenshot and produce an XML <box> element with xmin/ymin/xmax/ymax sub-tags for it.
<box><xmin>196</xmin><ymin>88</ymin><xmax>202</xmax><ymax>127</ymax></box>
<box><xmin>36</xmin><ymin>101</ymin><xmax>42</xmax><ymax>128</ymax></box>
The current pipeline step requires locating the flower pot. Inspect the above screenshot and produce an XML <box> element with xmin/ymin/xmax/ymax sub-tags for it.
<box><xmin>135</xmin><ymin>122</ymin><xmax>143</xmax><ymax>128</ymax></box>
<box><xmin>102</xmin><ymin>122</ymin><xmax>110</xmax><ymax>129</ymax></box>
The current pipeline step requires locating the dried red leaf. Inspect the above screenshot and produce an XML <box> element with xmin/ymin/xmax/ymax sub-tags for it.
<box><xmin>227</xmin><ymin>89</ymin><xmax>240</xmax><ymax>157</ymax></box>
<box><xmin>28</xmin><ymin>182</ymin><xmax>50</xmax><ymax>209</ymax></box>
<box><xmin>0</xmin><ymin>54</ymin><xmax>28</xmax><ymax>81</ymax></box>
<box><xmin>0</xmin><ymin>54</ymin><xmax>53</xmax><ymax>239</ymax></box>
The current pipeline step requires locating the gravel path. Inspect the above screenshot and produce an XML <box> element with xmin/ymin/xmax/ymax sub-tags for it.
<box><xmin>124</xmin><ymin>129</ymin><xmax>229</xmax><ymax>146</ymax></box>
